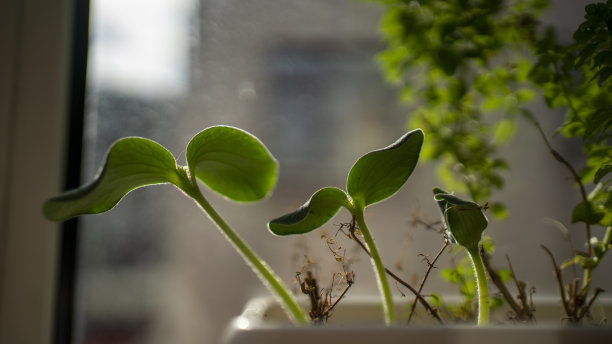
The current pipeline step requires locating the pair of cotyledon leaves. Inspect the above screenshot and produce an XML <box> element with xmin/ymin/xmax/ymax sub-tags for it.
<box><xmin>268</xmin><ymin>129</ymin><xmax>424</xmax><ymax>235</ymax></box>
<box><xmin>43</xmin><ymin>126</ymin><xmax>278</xmax><ymax>221</ymax></box>
<box><xmin>43</xmin><ymin>126</ymin><xmax>426</xmax><ymax>238</ymax></box>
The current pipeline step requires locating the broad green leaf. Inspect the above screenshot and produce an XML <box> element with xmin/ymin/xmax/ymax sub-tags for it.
<box><xmin>347</xmin><ymin>129</ymin><xmax>424</xmax><ymax>208</ymax></box>
<box><xmin>594</xmin><ymin>164</ymin><xmax>612</xmax><ymax>183</ymax></box>
<box><xmin>490</xmin><ymin>202</ymin><xmax>509</xmax><ymax>219</ymax></box>
<box><xmin>268</xmin><ymin>187</ymin><xmax>350</xmax><ymax>236</ymax></box>
<box><xmin>43</xmin><ymin>137</ymin><xmax>181</xmax><ymax>221</ymax></box>
<box><xmin>433</xmin><ymin>190</ymin><xmax>488</xmax><ymax>248</ymax></box>
<box><xmin>492</xmin><ymin>118</ymin><xmax>516</xmax><ymax>144</ymax></box>
<box><xmin>186</xmin><ymin>126</ymin><xmax>278</xmax><ymax>202</ymax></box>
<box><xmin>571</xmin><ymin>201</ymin><xmax>604</xmax><ymax>225</ymax></box>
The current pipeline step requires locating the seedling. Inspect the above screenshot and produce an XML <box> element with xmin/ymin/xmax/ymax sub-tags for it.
<box><xmin>268</xmin><ymin>129</ymin><xmax>424</xmax><ymax>325</ymax></box>
<box><xmin>43</xmin><ymin>125</ymin><xmax>310</xmax><ymax>324</ymax></box>
<box><xmin>433</xmin><ymin>188</ymin><xmax>490</xmax><ymax>326</ymax></box>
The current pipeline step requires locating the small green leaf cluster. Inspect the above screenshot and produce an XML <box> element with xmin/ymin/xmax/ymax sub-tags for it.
<box><xmin>529</xmin><ymin>1</ymin><xmax>612</xmax><ymax>230</ymax></box>
<box><xmin>373</xmin><ymin>0</ymin><xmax>548</xmax><ymax>217</ymax></box>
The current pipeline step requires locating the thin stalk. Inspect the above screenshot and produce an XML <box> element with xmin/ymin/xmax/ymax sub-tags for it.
<box><xmin>603</xmin><ymin>226</ymin><xmax>612</xmax><ymax>247</ymax></box>
<box><xmin>353</xmin><ymin>209</ymin><xmax>396</xmax><ymax>325</ymax></box>
<box><xmin>348</xmin><ymin>219</ymin><xmax>443</xmax><ymax>323</ymax></box>
<box><xmin>466</xmin><ymin>245</ymin><xmax>489</xmax><ymax>326</ymax></box>
<box><xmin>407</xmin><ymin>241</ymin><xmax>449</xmax><ymax>323</ymax></box>
<box><xmin>541</xmin><ymin>245</ymin><xmax>571</xmax><ymax>316</ymax></box>
<box><xmin>187</xmin><ymin>185</ymin><xmax>309</xmax><ymax>325</ymax></box>
<box><xmin>528</xmin><ymin>114</ymin><xmax>592</xmax><ymax>256</ymax></box>
<box><xmin>581</xmin><ymin>226</ymin><xmax>611</xmax><ymax>296</ymax></box>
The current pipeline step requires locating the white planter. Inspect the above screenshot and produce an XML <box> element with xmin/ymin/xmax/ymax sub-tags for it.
<box><xmin>223</xmin><ymin>296</ymin><xmax>612</xmax><ymax>344</ymax></box>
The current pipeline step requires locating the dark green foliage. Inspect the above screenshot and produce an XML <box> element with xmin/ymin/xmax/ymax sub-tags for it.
<box><xmin>526</xmin><ymin>1</ymin><xmax>612</xmax><ymax>231</ymax></box>
<box><xmin>375</xmin><ymin>0</ymin><xmax>548</xmax><ymax>215</ymax></box>
<box><xmin>375</xmin><ymin>0</ymin><xmax>612</xmax><ymax>321</ymax></box>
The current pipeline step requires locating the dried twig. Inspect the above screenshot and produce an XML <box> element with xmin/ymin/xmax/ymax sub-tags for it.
<box><xmin>407</xmin><ymin>240</ymin><xmax>449</xmax><ymax>323</ymax></box>
<box><xmin>345</xmin><ymin>217</ymin><xmax>444</xmax><ymax>324</ymax></box>
<box><xmin>482</xmin><ymin>251</ymin><xmax>534</xmax><ymax>321</ymax></box>
<box><xmin>528</xmin><ymin>115</ymin><xmax>592</xmax><ymax>256</ymax></box>
<box><xmin>541</xmin><ymin>245</ymin><xmax>572</xmax><ymax>318</ymax></box>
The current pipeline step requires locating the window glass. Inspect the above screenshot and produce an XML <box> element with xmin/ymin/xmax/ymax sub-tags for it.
<box><xmin>76</xmin><ymin>1</ymin><xmax>610</xmax><ymax>343</ymax></box>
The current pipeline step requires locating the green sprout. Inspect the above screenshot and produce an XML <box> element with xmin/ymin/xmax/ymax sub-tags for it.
<box><xmin>268</xmin><ymin>129</ymin><xmax>424</xmax><ymax>325</ymax></box>
<box><xmin>433</xmin><ymin>187</ymin><xmax>490</xmax><ymax>326</ymax></box>
<box><xmin>43</xmin><ymin>125</ymin><xmax>309</xmax><ymax>325</ymax></box>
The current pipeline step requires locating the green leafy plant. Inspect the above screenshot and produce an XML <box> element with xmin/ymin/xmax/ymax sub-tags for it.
<box><xmin>373</xmin><ymin>0</ymin><xmax>548</xmax><ymax>217</ymax></box>
<box><xmin>432</xmin><ymin>188</ymin><xmax>490</xmax><ymax>325</ymax></box>
<box><xmin>268</xmin><ymin>129</ymin><xmax>424</xmax><ymax>325</ymax></box>
<box><xmin>527</xmin><ymin>3</ymin><xmax>612</xmax><ymax>321</ymax></box>
<box><xmin>43</xmin><ymin>125</ymin><xmax>309</xmax><ymax>324</ymax></box>
<box><xmin>374</xmin><ymin>0</ymin><xmax>612</xmax><ymax>323</ymax></box>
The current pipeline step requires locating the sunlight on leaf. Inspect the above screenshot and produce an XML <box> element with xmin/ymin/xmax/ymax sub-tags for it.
<box><xmin>43</xmin><ymin>137</ymin><xmax>181</xmax><ymax>221</ymax></box>
<box><xmin>186</xmin><ymin>126</ymin><xmax>278</xmax><ymax>202</ymax></box>
<box><xmin>347</xmin><ymin>129</ymin><xmax>423</xmax><ymax>207</ymax></box>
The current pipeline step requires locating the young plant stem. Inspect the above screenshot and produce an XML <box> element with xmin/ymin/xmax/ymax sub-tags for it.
<box><xmin>466</xmin><ymin>245</ymin><xmax>489</xmax><ymax>326</ymax></box>
<box><xmin>187</xmin><ymin>184</ymin><xmax>309</xmax><ymax>325</ymax></box>
<box><xmin>348</xmin><ymin>219</ymin><xmax>443</xmax><ymax>323</ymax></box>
<box><xmin>353</xmin><ymin>209</ymin><xmax>396</xmax><ymax>325</ymax></box>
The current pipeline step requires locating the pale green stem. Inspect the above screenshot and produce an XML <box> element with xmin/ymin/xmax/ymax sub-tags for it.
<box><xmin>466</xmin><ymin>245</ymin><xmax>489</xmax><ymax>326</ymax></box>
<box><xmin>354</xmin><ymin>209</ymin><xmax>396</xmax><ymax>325</ymax></box>
<box><xmin>603</xmin><ymin>227</ymin><xmax>612</xmax><ymax>247</ymax></box>
<box><xmin>582</xmin><ymin>226</ymin><xmax>612</xmax><ymax>293</ymax></box>
<box><xmin>582</xmin><ymin>268</ymin><xmax>592</xmax><ymax>295</ymax></box>
<box><xmin>186</xmin><ymin>185</ymin><xmax>309</xmax><ymax>325</ymax></box>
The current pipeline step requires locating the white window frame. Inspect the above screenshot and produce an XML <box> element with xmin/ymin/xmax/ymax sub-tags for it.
<box><xmin>0</xmin><ymin>0</ymin><xmax>74</xmax><ymax>343</ymax></box>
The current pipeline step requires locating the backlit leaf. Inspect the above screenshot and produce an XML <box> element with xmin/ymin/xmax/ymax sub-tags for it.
<box><xmin>186</xmin><ymin>126</ymin><xmax>278</xmax><ymax>202</ymax></box>
<box><xmin>43</xmin><ymin>137</ymin><xmax>181</xmax><ymax>221</ymax></box>
<box><xmin>347</xmin><ymin>129</ymin><xmax>424</xmax><ymax>208</ymax></box>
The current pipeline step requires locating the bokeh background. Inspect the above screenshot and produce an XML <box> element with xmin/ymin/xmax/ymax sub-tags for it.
<box><xmin>73</xmin><ymin>0</ymin><xmax>610</xmax><ymax>343</ymax></box>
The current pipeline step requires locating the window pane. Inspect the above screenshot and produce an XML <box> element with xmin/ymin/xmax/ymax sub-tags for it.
<box><xmin>76</xmin><ymin>0</ymin><xmax>611</xmax><ymax>343</ymax></box>
<box><xmin>78</xmin><ymin>1</ymin><xmax>407</xmax><ymax>343</ymax></box>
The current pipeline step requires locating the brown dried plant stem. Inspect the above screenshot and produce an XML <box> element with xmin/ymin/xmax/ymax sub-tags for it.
<box><xmin>529</xmin><ymin>115</ymin><xmax>592</xmax><ymax>257</ymax></box>
<box><xmin>541</xmin><ymin>245</ymin><xmax>604</xmax><ymax>322</ymax></box>
<box><xmin>541</xmin><ymin>245</ymin><xmax>573</xmax><ymax>318</ymax></box>
<box><xmin>407</xmin><ymin>241</ymin><xmax>449</xmax><ymax>323</ymax></box>
<box><xmin>527</xmin><ymin>113</ymin><xmax>608</xmax><ymax>321</ymax></box>
<box><xmin>347</xmin><ymin>217</ymin><xmax>444</xmax><ymax>324</ymax></box>
<box><xmin>482</xmin><ymin>252</ymin><xmax>534</xmax><ymax>321</ymax></box>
